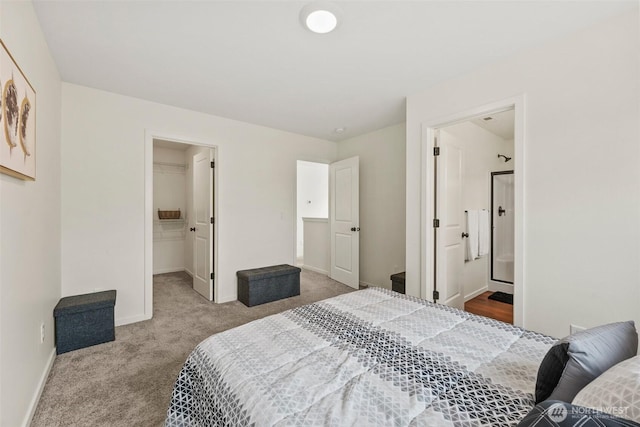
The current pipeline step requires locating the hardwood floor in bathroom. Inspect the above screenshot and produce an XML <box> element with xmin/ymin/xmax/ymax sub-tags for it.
<box><xmin>465</xmin><ymin>291</ymin><xmax>513</xmax><ymax>324</ymax></box>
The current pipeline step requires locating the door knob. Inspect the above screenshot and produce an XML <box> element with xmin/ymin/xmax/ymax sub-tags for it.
<box><xmin>461</xmin><ymin>232</ymin><xmax>469</xmax><ymax>238</ymax></box>
<box><xmin>351</xmin><ymin>227</ymin><xmax>361</xmax><ymax>232</ymax></box>
<box><xmin>190</xmin><ymin>227</ymin><xmax>196</xmax><ymax>232</ymax></box>
<box><xmin>498</xmin><ymin>206</ymin><xmax>506</xmax><ymax>216</ymax></box>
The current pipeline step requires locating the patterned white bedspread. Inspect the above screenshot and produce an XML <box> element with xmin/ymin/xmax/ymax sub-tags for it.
<box><xmin>165</xmin><ymin>288</ymin><xmax>554</xmax><ymax>426</ymax></box>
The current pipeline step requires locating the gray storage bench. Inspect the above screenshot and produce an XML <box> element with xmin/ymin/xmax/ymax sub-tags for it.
<box><xmin>53</xmin><ymin>290</ymin><xmax>116</xmax><ymax>354</ymax></box>
<box><xmin>390</xmin><ymin>272</ymin><xmax>406</xmax><ymax>294</ymax></box>
<box><xmin>237</xmin><ymin>264</ymin><xmax>301</xmax><ymax>307</ymax></box>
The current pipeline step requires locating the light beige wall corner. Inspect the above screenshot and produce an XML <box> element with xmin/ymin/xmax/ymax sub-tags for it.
<box><xmin>0</xmin><ymin>2</ymin><xmax>62</xmax><ymax>426</ymax></box>
<box><xmin>337</xmin><ymin>123</ymin><xmax>406</xmax><ymax>289</ymax></box>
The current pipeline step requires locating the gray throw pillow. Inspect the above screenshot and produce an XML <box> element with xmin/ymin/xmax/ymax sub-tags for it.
<box><xmin>535</xmin><ymin>321</ymin><xmax>638</xmax><ymax>404</ymax></box>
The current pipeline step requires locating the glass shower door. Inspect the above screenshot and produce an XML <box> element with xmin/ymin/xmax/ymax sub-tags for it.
<box><xmin>491</xmin><ymin>171</ymin><xmax>514</xmax><ymax>283</ymax></box>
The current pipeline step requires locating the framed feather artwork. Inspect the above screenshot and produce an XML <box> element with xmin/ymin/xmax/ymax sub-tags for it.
<box><xmin>0</xmin><ymin>39</ymin><xmax>36</xmax><ymax>181</ymax></box>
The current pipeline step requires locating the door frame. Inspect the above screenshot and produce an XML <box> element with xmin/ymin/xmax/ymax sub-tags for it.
<box><xmin>421</xmin><ymin>95</ymin><xmax>525</xmax><ymax>327</ymax></box>
<box><xmin>144</xmin><ymin>130</ymin><xmax>219</xmax><ymax>320</ymax></box>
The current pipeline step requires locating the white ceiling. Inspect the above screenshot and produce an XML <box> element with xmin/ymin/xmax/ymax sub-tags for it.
<box><xmin>471</xmin><ymin>109</ymin><xmax>515</xmax><ymax>141</ymax></box>
<box><xmin>33</xmin><ymin>1</ymin><xmax>635</xmax><ymax>141</ymax></box>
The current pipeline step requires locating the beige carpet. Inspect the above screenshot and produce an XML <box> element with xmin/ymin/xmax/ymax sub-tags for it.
<box><xmin>31</xmin><ymin>270</ymin><xmax>354</xmax><ymax>427</ymax></box>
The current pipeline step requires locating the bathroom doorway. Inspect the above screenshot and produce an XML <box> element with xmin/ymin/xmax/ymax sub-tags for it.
<box><xmin>433</xmin><ymin>108</ymin><xmax>516</xmax><ymax>323</ymax></box>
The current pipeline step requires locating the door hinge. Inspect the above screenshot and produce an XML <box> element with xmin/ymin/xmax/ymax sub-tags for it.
<box><xmin>433</xmin><ymin>290</ymin><xmax>440</xmax><ymax>301</ymax></box>
<box><xmin>433</xmin><ymin>218</ymin><xmax>440</xmax><ymax>228</ymax></box>
<box><xmin>210</xmin><ymin>217</ymin><xmax>214</xmax><ymax>224</ymax></box>
<box><xmin>211</xmin><ymin>161</ymin><xmax>215</xmax><ymax>168</ymax></box>
<box><xmin>210</xmin><ymin>272</ymin><xmax>215</xmax><ymax>280</ymax></box>
<box><xmin>433</xmin><ymin>146</ymin><xmax>440</xmax><ymax>156</ymax></box>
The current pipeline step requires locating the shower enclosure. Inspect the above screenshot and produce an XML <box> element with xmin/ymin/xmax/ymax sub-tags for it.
<box><xmin>491</xmin><ymin>171</ymin><xmax>514</xmax><ymax>284</ymax></box>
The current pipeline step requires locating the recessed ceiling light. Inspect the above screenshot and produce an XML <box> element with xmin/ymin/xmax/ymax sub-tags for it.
<box><xmin>300</xmin><ymin>2</ymin><xmax>341</xmax><ymax>34</ymax></box>
<box><xmin>334</xmin><ymin>127</ymin><xmax>346</xmax><ymax>134</ymax></box>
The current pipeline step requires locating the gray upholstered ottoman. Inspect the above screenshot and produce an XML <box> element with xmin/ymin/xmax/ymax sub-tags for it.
<box><xmin>237</xmin><ymin>264</ymin><xmax>301</xmax><ymax>307</ymax></box>
<box><xmin>53</xmin><ymin>290</ymin><xmax>116</xmax><ymax>354</ymax></box>
<box><xmin>390</xmin><ymin>272</ymin><xmax>406</xmax><ymax>294</ymax></box>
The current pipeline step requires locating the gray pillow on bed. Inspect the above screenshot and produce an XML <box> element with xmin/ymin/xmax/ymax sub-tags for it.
<box><xmin>535</xmin><ymin>321</ymin><xmax>638</xmax><ymax>404</ymax></box>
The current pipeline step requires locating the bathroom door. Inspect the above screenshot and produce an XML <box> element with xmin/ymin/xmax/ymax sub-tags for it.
<box><xmin>193</xmin><ymin>150</ymin><xmax>214</xmax><ymax>301</ymax></box>
<box><xmin>435</xmin><ymin>131</ymin><xmax>464</xmax><ymax>309</ymax></box>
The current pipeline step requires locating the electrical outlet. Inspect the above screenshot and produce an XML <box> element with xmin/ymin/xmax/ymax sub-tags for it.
<box><xmin>40</xmin><ymin>322</ymin><xmax>45</xmax><ymax>343</ymax></box>
<box><xmin>570</xmin><ymin>324</ymin><xmax>586</xmax><ymax>335</ymax></box>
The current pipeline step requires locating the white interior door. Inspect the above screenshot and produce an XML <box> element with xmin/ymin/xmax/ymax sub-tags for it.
<box><xmin>193</xmin><ymin>150</ymin><xmax>214</xmax><ymax>300</ymax></box>
<box><xmin>330</xmin><ymin>156</ymin><xmax>359</xmax><ymax>289</ymax></box>
<box><xmin>436</xmin><ymin>132</ymin><xmax>464</xmax><ymax>309</ymax></box>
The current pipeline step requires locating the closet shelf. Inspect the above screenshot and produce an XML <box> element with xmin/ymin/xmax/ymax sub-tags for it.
<box><xmin>154</xmin><ymin>219</ymin><xmax>185</xmax><ymax>224</ymax></box>
<box><xmin>153</xmin><ymin>161</ymin><xmax>187</xmax><ymax>174</ymax></box>
<box><xmin>154</xmin><ymin>218</ymin><xmax>187</xmax><ymax>242</ymax></box>
<box><xmin>154</xmin><ymin>161</ymin><xmax>186</xmax><ymax>168</ymax></box>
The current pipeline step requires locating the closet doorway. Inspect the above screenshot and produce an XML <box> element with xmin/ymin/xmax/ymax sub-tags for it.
<box><xmin>149</xmin><ymin>137</ymin><xmax>217</xmax><ymax>304</ymax></box>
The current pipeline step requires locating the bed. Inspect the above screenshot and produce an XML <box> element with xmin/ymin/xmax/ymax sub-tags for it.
<box><xmin>165</xmin><ymin>287</ymin><xmax>555</xmax><ymax>426</ymax></box>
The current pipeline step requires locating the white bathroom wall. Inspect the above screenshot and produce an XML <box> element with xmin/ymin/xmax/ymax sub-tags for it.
<box><xmin>153</xmin><ymin>146</ymin><xmax>187</xmax><ymax>274</ymax></box>
<box><xmin>439</xmin><ymin>121</ymin><xmax>514</xmax><ymax>301</ymax></box>
<box><xmin>406</xmin><ymin>10</ymin><xmax>639</xmax><ymax>338</ymax></box>
<box><xmin>296</xmin><ymin>161</ymin><xmax>329</xmax><ymax>260</ymax></box>
<box><xmin>61</xmin><ymin>83</ymin><xmax>337</xmax><ymax>323</ymax></box>
<box><xmin>0</xmin><ymin>2</ymin><xmax>62</xmax><ymax>426</ymax></box>
<box><xmin>337</xmin><ymin>123</ymin><xmax>406</xmax><ymax>288</ymax></box>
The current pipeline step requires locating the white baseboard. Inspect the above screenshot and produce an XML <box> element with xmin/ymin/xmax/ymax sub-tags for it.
<box><xmin>300</xmin><ymin>264</ymin><xmax>329</xmax><ymax>275</ymax></box>
<box><xmin>488</xmin><ymin>281</ymin><xmax>514</xmax><ymax>294</ymax></box>
<box><xmin>184</xmin><ymin>268</ymin><xmax>193</xmax><ymax>277</ymax></box>
<box><xmin>153</xmin><ymin>267</ymin><xmax>185</xmax><ymax>275</ymax></box>
<box><xmin>22</xmin><ymin>347</ymin><xmax>56</xmax><ymax>427</ymax></box>
<box><xmin>115</xmin><ymin>313</ymin><xmax>151</xmax><ymax>327</ymax></box>
<box><xmin>464</xmin><ymin>286</ymin><xmax>489</xmax><ymax>302</ymax></box>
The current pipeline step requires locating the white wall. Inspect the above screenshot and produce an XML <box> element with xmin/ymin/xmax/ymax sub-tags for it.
<box><xmin>406</xmin><ymin>10</ymin><xmax>639</xmax><ymax>338</ymax></box>
<box><xmin>296</xmin><ymin>161</ymin><xmax>329</xmax><ymax>259</ymax></box>
<box><xmin>61</xmin><ymin>84</ymin><xmax>337</xmax><ymax>323</ymax></box>
<box><xmin>0</xmin><ymin>2</ymin><xmax>62</xmax><ymax>426</ymax></box>
<box><xmin>302</xmin><ymin>218</ymin><xmax>329</xmax><ymax>274</ymax></box>
<box><xmin>337</xmin><ymin>123</ymin><xmax>406</xmax><ymax>288</ymax></box>
<box><xmin>153</xmin><ymin>146</ymin><xmax>187</xmax><ymax>274</ymax></box>
<box><xmin>440</xmin><ymin>121</ymin><xmax>513</xmax><ymax>301</ymax></box>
